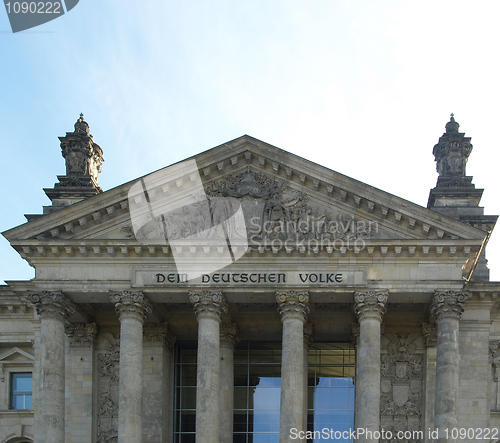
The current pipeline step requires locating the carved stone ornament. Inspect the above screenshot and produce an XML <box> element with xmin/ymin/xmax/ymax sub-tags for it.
<box><xmin>143</xmin><ymin>322</ymin><xmax>176</xmax><ymax>350</ymax></box>
<box><xmin>59</xmin><ymin>114</ymin><xmax>104</xmax><ymax>185</ymax></box>
<box><xmin>96</xmin><ymin>332</ymin><xmax>120</xmax><ymax>442</ymax></box>
<box><xmin>421</xmin><ymin>322</ymin><xmax>437</xmax><ymax>347</ymax></box>
<box><xmin>433</xmin><ymin>114</ymin><xmax>473</xmax><ymax>179</ymax></box>
<box><xmin>489</xmin><ymin>340</ymin><xmax>499</xmax><ymax>364</ymax></box>
<box><xmin>109</xmin><ymin>291</ymin><xmax>152</xmax><ymax>323</ymax></box>
<box><xmin>353</xmin><ymin>290</ymin><xmax>389</xmax><ymax>322</ymax></box>
<box><xmin>430</xmin><ymin>290</ymin><xmax>468</xmax><ymax>321</ymax></box>
<box><xmin>303</xmin><ymin>323</ymin><xmax>314</xmax><ymax>349</ymax></box>
<box><xmin>135</xmin><ymin>169</ymin><xmax>377</xmax><ymax>244</ymax></box>
<box><xmin>350</xmin><ymin>323</ymin><xmax>360</xmax><ymax>346</ymax></box>
<box><xmin>380</xmin><ymin>332</ymin><xmax>424</xmax><ymax>442</ymax></box>
<box><xmin>27</xmin><ymin>290</ymin><xmax>76</xmax><ymax>321</ymax></box>
<box><xmin>220</xmin><ymin>323</ymin><xmax>241</xmax><ymax>349</ymax></box>
<box><xmin>276</xmin><ymin>290</ymin><xmax>310</xmax><ymax>322</ymax></box>
<box><xmin>66</xmin><ymin>322</ymin><xmax>98</xmax><ymax>347</ymax></box>
<box><xmin>190</xmin><ymin>290</ymin><xmax>228</xmax><ymax>321</ymax></box>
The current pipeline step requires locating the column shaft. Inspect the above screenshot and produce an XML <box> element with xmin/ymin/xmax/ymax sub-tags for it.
<box><xmin>303</xmin><ymin>324</ymin><xmax>314</xmax><ymax>436</ymax></box>
<box><xmin>431</xmin><ymin>290</ymin><xmax>467</xmax><ymax>443</ymax></box>
<box><xmin>190</xmin><ymin>290</ymin><xmax>227</xmax><ymax>443</ymax></box>
<box><xmin>356</xmin><ymin>317</ymin><xmax>381</xmax><ymax>435</ymax></box>
<box><xmin>110</xmin><ymin>291</ymin><xmax>152</xmax><ymax>443</ymax></box>
<box><xmin>353</xmin><ymin>290</ymin><xmax>388</xmax><ymax>443</ymax></box>
<box><xmin>120</xmin><ymin>317</ymin><xmax>144</xmax><ymax>441</ymax></box>
<box><xmin>28</xmin><ymin>291</ymin><xmax>75</xmax><ymax>443</ymax></box>
<box><xmin>276</xmin><ymin>290</ymin><xmax>309</xmax><ymax>443</ymax></box>
<box><xmin>40</xmin><ymin>315</ymin><xmax>66</xmax><ymax>443</ymax></box>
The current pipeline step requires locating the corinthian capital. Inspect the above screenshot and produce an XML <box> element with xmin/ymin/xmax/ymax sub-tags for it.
<box><xmin>276</xmin><ymin>290</ymin><xmax>310</xmax><ymax>323</ymax></box>
<box><xmin>189</xmin><ymin>290</ymin><xmax>228</xmax><ymax>322</ymax></box>
<box><xmin>109</xmin><ymin>291</ymin><xmax>152</xmax><ymax>323</ymax></box>
<box><xmin>143</xmin><ymin>322</ymin><xmax>176</xmax><ymax>349</ymax></box>
<box><xmin>220</xmin><ymin>323</ymin><xmax>241</xmax><ymax>350</ymax></box>
<box><xmin>27</xmin><ymin>291</ymin><xmax>76</xmax><ymax>321</ymax></box>
<box><xmin>422</xmin><ymin>322</ymin><xmax>437</xmax><ymax>347</ymax></box>
<box><xmin>431</xmin><ymin>290</ymin><xmax>468</xmax><ymax>321</ymax></box>
<box><xmin>353</xmin><ymin>290</ymin><xmax>388</xmax><ymax>322</ymax></box>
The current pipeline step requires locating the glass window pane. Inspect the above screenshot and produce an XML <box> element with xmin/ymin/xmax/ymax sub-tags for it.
<box><xmin>11</xmin><ymin>373</ymin><xmax>33</xmax><ymax>410</ymax></box>
<box><xmin>13</xmin><ymin>374</ymin><xmax>32</xmax><ymax>391</ymax></box>
<box><xmin>252</xmin><ymin>387</ymin><xmax>281</xmax><ymax>410</ymax></box>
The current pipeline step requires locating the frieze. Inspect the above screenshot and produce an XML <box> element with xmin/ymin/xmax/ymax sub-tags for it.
<box><xmin>132</xmin><ymin>267</ymin><xmax>366</xmax><ymax>287</ymax></box>
<box><xmin>133</xmin><ymin>170</ymin><xmax>378</xmax><ymax>244</ymax></box>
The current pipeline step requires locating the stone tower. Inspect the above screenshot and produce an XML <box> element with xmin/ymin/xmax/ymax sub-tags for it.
<box><xmin>41</xmin><ymin>114</ymin><xmax>104</xmax><ymax>216</ymax></box>
<box><xmin>427</xmin><ymin>114</ymin><xmax>497</xmax><ymax>280</ymax></box>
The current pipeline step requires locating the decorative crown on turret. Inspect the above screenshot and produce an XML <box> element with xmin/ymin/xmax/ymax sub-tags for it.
<box><xmin>59</xmin><ymin>113</ymin><xmax>104</xmax><ymax>186</ymax></box>
<box><xmin>39</xmin><ymin>114</ymin><xmax>105</xmax><ymax>215</ymax></box>
<box><xmin>432</xmin><ymin>113</ymin><xmax>473</xmax><ymax>180</ymax></box>
<box><xmin>445</xmin><ymin>113</ymin><xmax>460</xmax><ymax>133</ymax></box>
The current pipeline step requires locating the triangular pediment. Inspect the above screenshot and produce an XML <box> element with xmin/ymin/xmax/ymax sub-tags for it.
<box><xmin>3</xmin><ymin>135</ymin><xmax>487</xmax><ymax>252</ymax></box>
<box><xmin>0</xmin><ymin>347</ymin><xmax>34</xmax><ymax>364</ymax></box>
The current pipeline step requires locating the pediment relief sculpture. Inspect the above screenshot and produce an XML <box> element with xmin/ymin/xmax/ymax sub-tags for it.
<box><xmin>134</xmin><ymin>170</ymin><xmax>376</xmax><ymax>244</ymax></box>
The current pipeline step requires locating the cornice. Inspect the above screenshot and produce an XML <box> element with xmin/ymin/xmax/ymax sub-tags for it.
<box><xmin>9</xmin><ymin>238</ymin><xmax>482</xmax><ymax>263</ymax></box>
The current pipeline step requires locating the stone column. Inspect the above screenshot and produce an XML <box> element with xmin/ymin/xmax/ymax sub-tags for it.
<box><xmin>65</xmin><ymin>322</ymin><xmax>98</xmax><ymax>443</ymax></box>
<box><xmin>276</xmin><ymin>290</ymin><xmax>310</xmax><ymax>443</ymax></box>
<box><xmin>303</xmin><ymin>324</ymin><xmax>314</xmax><ymax>432</ymax></box>
<box><xmin>190</xmin><ymin>290</ymin><xmax>228</xmax><ymax>443</ymax></box>
<box><xmin>28</xmin><ymin>291</ymin><xmax>76</xmax><ymax>443</ymax></box>
<box><xmin>110</xmin><ymin>291</ymin><xmax>152</xmax><ymax>443</ymax></box>
<box><xmin>430</xmin><ymin>290</ymin><xmax>467</xmax><ymax>443</ymax></box>
<box><xmin>219</xmin><ymin>323</ymin><xmax>240</xmax><ymax>443</ymax></box>
<box><xmin>353</xmin><ymin>290</ymin><xmax>388</xmax><ymax>443</ymax></box>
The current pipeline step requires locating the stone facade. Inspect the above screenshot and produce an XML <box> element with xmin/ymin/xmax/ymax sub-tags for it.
<box><xmin>1</xmin><ymin>116</ymin><xmax>500</xmax><ymax>443</ymax></box>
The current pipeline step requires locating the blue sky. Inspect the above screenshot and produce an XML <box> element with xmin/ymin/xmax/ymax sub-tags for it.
<box><xmin>1</xmin><ymin>1</ymin><xmax>500</xmax><ymax>283</ymax></box>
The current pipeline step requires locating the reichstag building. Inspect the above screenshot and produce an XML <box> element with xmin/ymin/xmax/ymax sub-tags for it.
<box><xmin>1</xmin><ymin>114</ymin><xmax>499</xmax><ymax>443</ymax></box>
